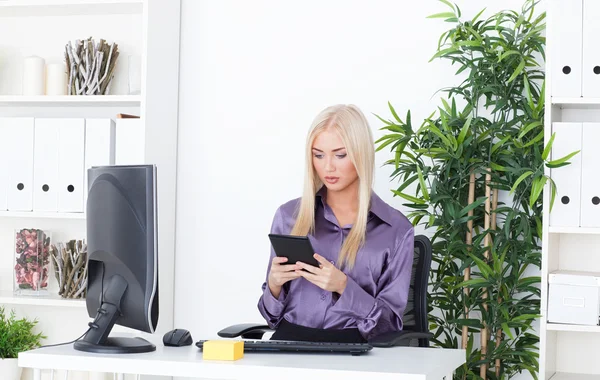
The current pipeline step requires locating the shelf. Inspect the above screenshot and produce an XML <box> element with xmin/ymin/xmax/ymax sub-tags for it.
<box><xmin>549</xmin><ymin>226</ymin><xmax>600</xmax><ymax>235</ymax></box>
<box><xmin>551</xmin><ymin>97</ymin><xmax>600</xmax><ymax>109</ymax></box>
<box><xmin>0</xmin><ymin>0</ymin><xmax>143</xmax><ymax>17</ymax></box>
<box><xmin>0</xmin><ymin>95</ymin><xmax>141</xmax><ymax>107</ymax></box>
<box><xmin>552</xmin><ymin>97</ymin><xmax>600</xmax><ymax>105</ymax></box>
<box><xmin>547</xmin><ymin>323</ymin><xmax>600</xmax><ymax>333</ymax></box>
<box><xmin>0</xmin><ymin>211</ymin><xmax>85</xmax><ymax>220</ymax></box>
<box><xmin>550</xmin><ymin>372</ymin><xmax>600</xmax><ymax>380</ymax></box>
<box><xmin>0</xmin><ymin>291</ymin><xmax>86</xmax><ymax>308</ymax></box>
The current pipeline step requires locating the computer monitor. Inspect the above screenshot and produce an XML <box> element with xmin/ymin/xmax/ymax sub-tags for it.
<box><xmin>73</xmin><ymin>165</ymin><xmax>159</xmax><ymax>354</ymax></box>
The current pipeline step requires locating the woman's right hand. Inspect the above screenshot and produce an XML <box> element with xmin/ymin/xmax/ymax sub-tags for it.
<box><xmin>268</xmin><ymin>257</ymin><xmax>301</xmax><ymax>299</ymax></box>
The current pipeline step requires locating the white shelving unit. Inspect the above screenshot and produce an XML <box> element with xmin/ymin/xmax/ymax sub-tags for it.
<box><xmin>0</xmin><ymin>211</ymin><xmax>85</xmax><ymax>219</ymax></box>
<box><xmin>548</xmin><ymin>226</ymin><xmax>600</xmax><ymax>235</ymax></box>
<box><xmin>0</xmin><ymin>0</ymin><xmax>143</xmax><ymax>17</ymax></box>
<box><xmin>0</xmin><ymin>95</ymin><xmax>141</xmax><ymax>107</ymax></box>
<box><xmin>0</xmin><ymin>1</ymin><xmax>181</xmax><ymax>380</ymax></box>
<box><xmin>541</xmin><ymin>1</ymin><xmax>600</xmax><ymax>379</ymax></box>
<box><xmin>0</xmin><ymin>291</ymin><xmax>85</xmax><ymax>308</ymax></box>
<box><xmin>546</xmin><ymin>323</ymin><xmax>600</xmax><ymax>333</ymax></box>
<box><xmin>551</xmin><ymin>97</ymin><xmax>600</xmax><ymax>105</ymax></box>
<box><xmin>550</xmin><ymin>374</ymin><xmax>600</xmax><ymax>380</ymax></box>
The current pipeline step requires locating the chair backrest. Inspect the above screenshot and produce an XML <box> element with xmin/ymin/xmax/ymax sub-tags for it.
<box><xmin>401</xmin><ymin>234</ymin><xmax>432</xmax><ymax>347</ymax></box>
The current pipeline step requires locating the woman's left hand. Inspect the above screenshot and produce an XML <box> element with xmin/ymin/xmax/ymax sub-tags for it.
<box><xmin>296</xmin><ymin>253</ymin><xmax>348</xmax><ymax>295</ymax></box>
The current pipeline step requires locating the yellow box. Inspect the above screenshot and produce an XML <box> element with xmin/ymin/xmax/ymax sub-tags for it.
<box><xmin>202</xmin><ymin>340</ymin><xmax>244</xmax><ymax>361</ymax></box>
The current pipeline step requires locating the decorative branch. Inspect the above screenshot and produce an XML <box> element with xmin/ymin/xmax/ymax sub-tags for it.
<box><xmin>50</xmin><ymin>240</ymin><xmax>88</xmax><ymax>299</ymax></box>
<box><xmin>64</xmin><ymin>37</ymin><xmax>119</xmax><ymax>95</ymax></box>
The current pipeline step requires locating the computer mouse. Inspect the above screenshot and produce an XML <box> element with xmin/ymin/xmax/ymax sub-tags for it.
<box><xmin>163</xmin><ymin>328</ymin><xmax>193</xmax><ymax>347</ymax></box>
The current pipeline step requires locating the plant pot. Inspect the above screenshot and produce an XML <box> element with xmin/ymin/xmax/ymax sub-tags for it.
<box><xmin>0</xmin><ymin>358</ymin><xmax>22</xmax><ymax>380</ymax></box>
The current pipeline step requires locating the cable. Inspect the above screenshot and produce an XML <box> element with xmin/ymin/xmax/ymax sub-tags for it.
<box><xmin>39</xmin><ymin>263</ymin><xmax>107</xmax><ymax>350</ymax></box>
<box><xmin>38</xmin><ymin>326</ymin><xmax>92</xmax><ymax>349</ymax></box>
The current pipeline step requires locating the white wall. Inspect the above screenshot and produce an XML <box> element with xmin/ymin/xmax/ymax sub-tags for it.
<box><xmin>175</xmin><ymin>0</ymin><xmax>534</xmax><ymax>376</ymax></box>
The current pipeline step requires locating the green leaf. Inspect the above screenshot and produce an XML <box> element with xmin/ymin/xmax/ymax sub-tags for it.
<box><xmin>538</xmin><ymin>79</ymin><xmax>546</xmax><ymax>114</ymax></box>
<box><xmin>499</xmin><ymin>50</ymin><xmax>520</xmax><ymax>62</ymax></box>
<box><xmin>429</xmin><ymin>47</ymin><xmax>459</xmax><ymax>62</ymax></box>
<box><xmin>469</xmin><ymin>253</ymin><xmax>493</xmax><ymax>279</ymax></box>
<box><xmin>425</xmin><ymin>124</ymin><xmax>454</xmax><ymax>149</ymax></box>
<box><xmin>427</xmin><ymin>12</ymin><xmax>456</xmax><ymax>19</ymax></box>
<box><xmin>549</xmin><ymin>178</ymin><xmax>557</xmax><ymax>212</ymax></box>
<box><xmin>471</xmin><ymin>7</ymin><xmax>486</xmax><ymax>24</ymax></box>
<box><xmin>457</xmin><ymin>115</ymin><xmax>472</xmax><ymax>145</ymax></box>
<box><xmin>457</xmin><ymin>278</ymin><xmax>490</xmax><ymax>288</ymax></box>
<box><xmin>529</xmin><ymin>176</ymin><xmax>547</xmax><ymax>208</ymax></box>
<box><xmin>510</xmin><ymin>171</ymin><xmax>533</xmax><ymax>194</ymax></box>
<box><xmin>396</xmin><ymin>175</ymin><xmax>419</xmax><ymax>193</ymax></box>
<box><xmin>416</xmin><ymin>166</ymin><xmax>430</xmax><ymax>201</ymax></box>
<box><xmin>542</xmin><ymin>133</ymin><xmax>556</xmax><ymax>161</ymax></box>
<box><xmin>391</xmin><ymin>190</ymin><xmax>426</xmax><ymax>204</ymax></box>
<box><xmin>440</xmin><ymin>97</ymin><xmax>452</xmax><ymax>114</ymax></box>
<box><xmin>466</xmin><ymin>332</ymin><xmax>474</xmax><ymax>356</ymax></box>
<box><xmin>438</xmin><ymin>0</ymin><xmax>455</xmax><ymax>11</ymax></box>
<box><xmin>523</xmin><ymin>130</ymin><xmax>544</xmax><ymax>148</ymax></box>
<box><xmin>547</xmin><ymin>150</ymin><xmax>580</xmax><ymax>167</ymax></box>
<box><xmin>458</xmin><ymin>196</ymin><xmax>487</xmax><ymax>217</ymax></box>
<box><xmin>490</xmin><ymin>162</ymin><xmax>507</xmax><ymax>172</ymax></box>
<box><xmin>508</xmin><ymin>58</ymin><xmax>526</xmax><ymax>83</ymax></box>
<box><xmin>513</xmin><ymin>314</ymin><xmax>541</xmax><ymax>322</ymax></box>
<box><xmin>427</xmin><ymin>214</ymin><xmax>435</xmax><ymax>227</ymax></box>
<box><xmin>502</xmin><ymin>323</ymin><xmax>515</xmax><ymax>340</ymax></box>
<box><xmin>451</xmin><ymin>318</ymin><xmax>483</xmax><ymax>328</ymax></box>
<box><xmin>491</xmin><ymin>136</ymin><xmax>510</xmax><ymax>154</ymax></box>
<box><xmin>388</xmin><ymin>101</ymin><xmax>402</xmax><ymax>124</ymax></box>
<box><xmin>523</xmin><ymin>75</ymin><xmax>535</xmax><ymax>113</ymax></box>
<box><xmin>375</xmin><ymin>137</ymin><xmax>399</xmax><ymax>152</ymax></box>
<box><xmin>373</xmin><ymin>113</ymin><xmax>394</xmax><ymax>126</ymax></box>
<box><xmin>456</xmin><ymin>40</ymin><xmax>482</xmax><ymax>47</ymax></box>
<box><xmin>518</xmin><ymin>121</ymin><xmax>543</xmax><ymax>139</ymax></box>
<box><xmin>394</xmin><ymin>144</ymin><xmax>402</xmax><ymax>169</ymax></box>
<box><xmin>465</xmin><ymin>25</ymin><xmax>484</xmax><ymax>42</ymax></box>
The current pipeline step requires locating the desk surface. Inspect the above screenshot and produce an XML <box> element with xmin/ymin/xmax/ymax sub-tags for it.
<box><xmin>19</xmin><ymin>340</ymin><xmax>466</xmax><ymax>380</ymax></box>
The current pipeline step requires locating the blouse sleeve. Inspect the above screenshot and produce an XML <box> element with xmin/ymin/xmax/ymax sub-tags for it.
<box><xmin>329</xmin><ymin>227</ymin><xmax>414</xmax><ymax>340</ymax></box>
<box><xmin>257</xmin><ymin>207</ymin><xmax>289</xmax><ymax>328</ymax></box>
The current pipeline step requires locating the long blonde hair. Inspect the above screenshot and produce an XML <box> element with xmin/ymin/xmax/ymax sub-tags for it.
<box><xmin>291</xmin><ymin>104</ymin><xmax>375</xmax><ymax>270</ymax></box>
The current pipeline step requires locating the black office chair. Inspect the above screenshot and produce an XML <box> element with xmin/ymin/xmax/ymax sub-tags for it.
<box><xmin>218</xmin><ymin>234</ymin><xmax>434</xmax><ymax>348</ymax></box>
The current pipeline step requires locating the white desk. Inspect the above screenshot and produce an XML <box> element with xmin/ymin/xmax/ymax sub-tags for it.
<box><xmin>19</xmin><ymin>340</ymin><xmax>465</xmax><ymax>380</ymax></box>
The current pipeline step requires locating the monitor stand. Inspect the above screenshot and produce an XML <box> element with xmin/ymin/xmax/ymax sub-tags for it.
<box><xmin>73</xmin><ymin>275</ymin><xmax>156</xmax><ymax>354</ymax></box>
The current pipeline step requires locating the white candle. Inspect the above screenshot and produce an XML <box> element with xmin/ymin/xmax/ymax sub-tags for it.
<box><xmin>45</xmin><ymin>63</ymin><xmax>66</xmax><ymax>95</ymax></box>
<box><xmin>22</xmin><ymin>56</ymin><xmax>45</xmax><ymax>96</ymax></box>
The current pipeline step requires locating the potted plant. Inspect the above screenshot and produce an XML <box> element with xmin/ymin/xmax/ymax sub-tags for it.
<box><xmin>374</xmin><ymin>0</ymin><xmax>571</xmax><ymax>379</ymax></box>
<box><xmin>0</xmin><ymin>306</ymin><xmax>46</xmax><ymax>380</ymax></box>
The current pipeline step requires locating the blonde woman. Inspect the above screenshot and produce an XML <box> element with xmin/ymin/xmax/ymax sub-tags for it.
<box><xmin>258</xmin><ymin>104</ymin><xmax>414</xmax><ymax>343</ymax></box>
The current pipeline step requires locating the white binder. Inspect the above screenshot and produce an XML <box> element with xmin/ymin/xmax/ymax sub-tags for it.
<box><xmin>115</xmin><ymin>118</ymin><xmax>145</xmax><ymax>165</ymax></box>
<box><xmin>582</xmin><ymin>0</ymin><xmax>600</xmax><ymax>97</ymax></box>
<box><xmin>84</xmin><ymin>118</ymin><xmax>115</xmax><ymax>205</ymax></box>
<box><xmin>33</xmin><ymin>119</ymin><xmax>60</xmax><ymax>212</ymax></box>
<box><xmin>550</xmin><ymin>0</ymin><xmax>583</xmax><ymax>97</ymax></box>
<box><xmin>57</xmin><ymin>119</ymin><xmax>85</xmax><ymax>212</ymax></box>
<box><xmin>580</xmin><ymin>123</ymin><xmax>600</xmax><ymax>227</ymax></box>
<box><xmin>0</xmin><ymin>120</ymin><xmax>8</xmax><ymax>210</ymax></box>
<box><xmin>5</xmin><ymin>118</ymin><xmax>35</xmax><ymax>211</ymax></box>
<box><xmin>549</xmin><ymin>122</ymin><xmax>582</xmax><ymax>227</ymax></box>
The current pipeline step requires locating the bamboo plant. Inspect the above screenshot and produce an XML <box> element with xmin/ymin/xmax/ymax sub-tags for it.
<box><xmin>374</xmin><ymin>1</ymin><xmax>574</xmax><ymax>378</ymax></box>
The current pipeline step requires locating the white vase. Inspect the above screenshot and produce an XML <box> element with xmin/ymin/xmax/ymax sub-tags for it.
<box><xmin>0</xmin><ymin>358</ymin><xmax>22</xmax><ymax>380</ymax></box>
<box><xmin>22</xmin><ymin>55</ymin><xmax>45</xmax><ymax>96</ymax></box>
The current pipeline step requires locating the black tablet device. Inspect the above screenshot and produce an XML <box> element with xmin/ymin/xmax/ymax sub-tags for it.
<box><xmin>268</xmin><ymin>234</ymin><xmax>320</xmax><ymax>267</ymax></box>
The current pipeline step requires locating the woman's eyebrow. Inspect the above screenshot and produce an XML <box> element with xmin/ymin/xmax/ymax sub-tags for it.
<box><xmin>312</xmin><ymin>147</ymin><xmax>345</xmax><ymax>152</ymax></box>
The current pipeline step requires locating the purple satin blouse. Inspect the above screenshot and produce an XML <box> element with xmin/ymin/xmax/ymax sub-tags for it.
<box><xmin>257</xmin><ymin>188</ymin><xmax>414</xmax><ymax>340</ymax></box>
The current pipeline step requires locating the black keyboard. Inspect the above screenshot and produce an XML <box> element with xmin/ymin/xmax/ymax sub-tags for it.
<box><xmin>195</xmin><ymin>339</ymin><xmax>373</xmax><ymax>356</ymax></box>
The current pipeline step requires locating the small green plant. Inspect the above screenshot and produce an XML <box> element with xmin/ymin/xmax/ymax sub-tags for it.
<box><xmin>0</xmin><ymin>307</ymin><xmax>45</xmax><ymax>359</ymax></box>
